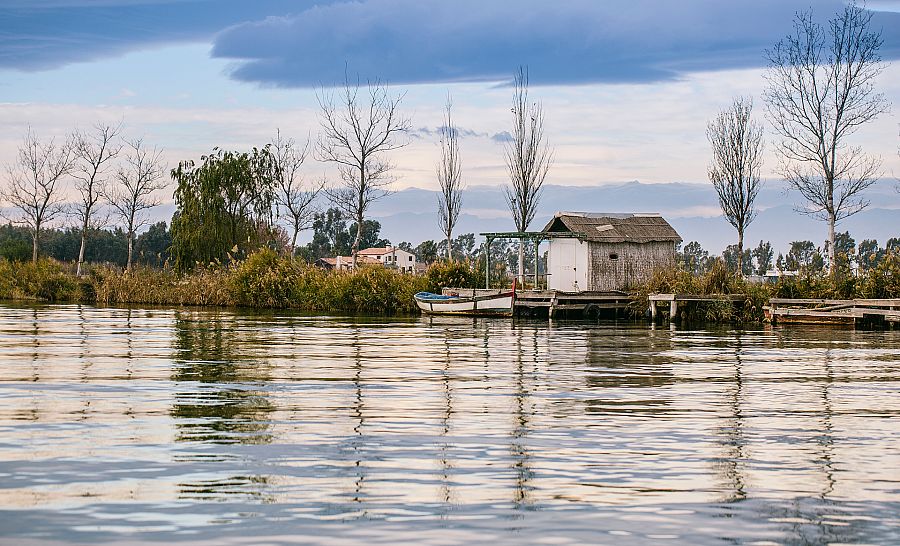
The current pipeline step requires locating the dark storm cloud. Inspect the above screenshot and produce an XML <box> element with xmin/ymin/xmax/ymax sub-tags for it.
<box><xmin>4</xmin><ymin>0</ymin><xmax>900</xmax><ymax>86</ymax></box>
<box><xmin>0</xmin><ymin>0</ymin><xmax>325</xmax><ymax>71</ymax></box>
<box><xmin>211</xmin><ymin>0</ymin><xmax>900</xmax><ymax>87</ymax></box>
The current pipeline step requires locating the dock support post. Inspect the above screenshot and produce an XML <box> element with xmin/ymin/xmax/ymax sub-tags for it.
<box><xmin>650</xmin><ymin>300</ymin><xmax>657</xmax><ymax>320</ymax></box>
<box><xmin>533</xmin><ymin>238</ymin><xmax>540</xmax><ymax>290</ymax></box>
<box><xmin>670</xmin><ymin>300</ymin><xmax>679</xmax><ymax>321</ymax></box>
<box><xmin>485</xmin><ymin>237</ymin><xmax>492</xmax><ymax>289</ymax></box>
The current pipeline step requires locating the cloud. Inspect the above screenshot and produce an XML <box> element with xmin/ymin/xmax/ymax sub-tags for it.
<box><xmin>0</xmin><ymin>0</ymin><xmax>326</xmax><ymax>71</ymax></box>
<box><xmin>7</xmin><ymin>0</ymin><xmax>900</xmax><ymax>86</ymax></box>
<box><xmin>491</xmin><ymin>131</ymin><xmax>513</xmax><ymax>144</ymax></box>
<box><xmin>212</xmin><ymin>0</ymin><xmax>900</xmax><ymax>87</ymax></box>
<box><xmin>410</xmin><ymin>125</ymin><xmax>487</xmax><ymax>140</ymax></box>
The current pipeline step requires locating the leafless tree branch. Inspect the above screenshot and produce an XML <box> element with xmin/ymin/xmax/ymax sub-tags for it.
<box><xmin>763</xmin><ymin>1</ymin><xmax>888</xmax><ymax>271</ymax></box>
<box><xmin>437</xmin><ymin>96</ymin><xmax>463</xmax><ymax>261</ymax></box>
<box><xmin>72</xmin><ymin>121</ymin><xmax>122</xmax><ymax>275</ymax></box>
<box><xmin>1</xmin><ymin>126</ymin><xmax>75</xmax><ymax>262</ymax></box>
<box><xmin>503</xmin><ymin>66</ymin><xmax>553</xmax><ymax>283</ymax></box>
<box><xmin>270</xmin><ymin>129</ymin><xmax>323</xmax><ymax>253</ymax></box>
<box><xmin>316</xmin><ymin>73</ymin><xmax>410</xmax><ymax>267</ymax></box>
<box><xmin>707</xmin><ymin>97</ymin><xmax>764</xmax><ymax>276</ymax></box>
<box><xmin>105</xmin><ymin>138</ymin><xmax>167</xmax><ymax>271</ymax></box>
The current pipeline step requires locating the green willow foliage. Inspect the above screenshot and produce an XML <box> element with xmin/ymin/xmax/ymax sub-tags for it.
<box><xmin>170</xmin><ymin>147</ymin><xmax>276</xmax><ymax>272</ymax></box>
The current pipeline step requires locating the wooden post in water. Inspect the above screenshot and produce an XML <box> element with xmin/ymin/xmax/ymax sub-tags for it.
<box><xmin>533</xmin><ymin>238</ymin><xmax>540</xmax><ymax>290</ymax></box>
<box><xmin>484</xmin><ymin>237</ymin><xmax>492</xmax><ymax>289</ymax></box>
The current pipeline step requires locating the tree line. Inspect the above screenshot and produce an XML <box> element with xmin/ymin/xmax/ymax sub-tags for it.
<box><xmin>680</xmin><ymin>234</ymin><xmax>899</xmax><ymax>277</ymax></box>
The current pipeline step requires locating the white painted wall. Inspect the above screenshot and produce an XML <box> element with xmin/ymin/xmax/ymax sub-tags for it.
<box><xmin>547</xmin><ymin>239</ymin><xmax>589</xmax><ymax>292</ymax></box>
<box><xmin>364</xmin><ymin>247</ymin><xmax>419</xmax><ymax>272</ymax></box>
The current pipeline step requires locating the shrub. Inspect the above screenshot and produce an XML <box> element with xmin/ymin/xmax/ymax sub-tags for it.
<box><xmin>424</xmin><ymin>260</ymin><xmax>481</xmax><ymax>293</ymax></box>
<box><xmin>0</xmin><ymin>259</ymin><xmax>80</xmax><ymax>301</ymax></box>
<box><xmin>229</xmin><ymin>248</ymin><xmax>301</xmax><ymax>308</ymax></box>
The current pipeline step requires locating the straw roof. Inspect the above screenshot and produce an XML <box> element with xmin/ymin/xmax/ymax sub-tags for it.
<box><xmin>542</xmin><ymin>212</ymin><xmax>681</xmax><ymax>244</ymax></box>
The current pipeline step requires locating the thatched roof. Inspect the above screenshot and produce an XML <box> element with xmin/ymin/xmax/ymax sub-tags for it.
<box><xmin>542</xmin><ymin>212</ymin><xmax>682</xmax><ymax>243</ymax></box>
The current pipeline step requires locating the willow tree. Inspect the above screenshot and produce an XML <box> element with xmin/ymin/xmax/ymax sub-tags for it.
<box><xmin>170</xmin><ymin>147</ymin><xmax>275</xmax><ymax>271</ymax></box>
<box><xmin>503</xmin><ymin>67</ymin><xmax>552</xmax><ymax>285</ymax></box>
<box><xmin>2</xmin><ymin>127</ymin><xmax>75</xmax><ymax>262</ymax></box>
<box><xmin>436</xmin><ymin>98</ymin><xmax>463</xmax><ymax>261</ymax></box>
<box><xmin>72</xmin><ymin>122</ymin><xmax>121</xmax><ymax>275</ymax></box>
<box><xmin>707</xmin><ymin>98</ymin><xmax>764</xmax><ymax>277</ymax></box>
<box><xmin>317</xmin><ymin>76</ymin><xmax>410</xmax><ymax>267</ymax></box>
<box><xmin>764</xmin><ymin>1</ymin><xmax>888</xmax><ymax>272</ymax></box>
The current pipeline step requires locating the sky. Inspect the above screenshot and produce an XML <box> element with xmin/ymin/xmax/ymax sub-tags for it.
<box><xmin>1</xmin><ymin>0</ymin><xmax>899</xmax><ymax>243</ymax></box>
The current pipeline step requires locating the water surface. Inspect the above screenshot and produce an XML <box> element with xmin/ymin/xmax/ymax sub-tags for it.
<box><xmin>0</xmin><ymin>303</ymin><xmax>898</xmax><ymax>545</ymax></box>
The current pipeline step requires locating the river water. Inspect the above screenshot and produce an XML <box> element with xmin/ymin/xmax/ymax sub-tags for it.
<box><xmin>0</xmin><ymin>303</ymin><xmax>898</xmax><ymax>545</ymax></box>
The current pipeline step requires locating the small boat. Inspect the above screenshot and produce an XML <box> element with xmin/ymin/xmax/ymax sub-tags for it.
<box><xmin>414</xmin><ymin>282</ymin><xmax>516</xmax><ymax>316</ymax></box>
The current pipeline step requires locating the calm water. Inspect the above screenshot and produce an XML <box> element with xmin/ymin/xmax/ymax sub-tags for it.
<box><xmin>0</xmin><ymin>303</ymin><xmax>898</xmax><ymax>545</ymax></box>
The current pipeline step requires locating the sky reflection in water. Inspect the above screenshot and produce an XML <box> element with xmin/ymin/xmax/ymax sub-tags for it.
<box><xmin>0</xmin><ymin>304</ymin><xmax>898</xmax><ymax>545</ymax></box>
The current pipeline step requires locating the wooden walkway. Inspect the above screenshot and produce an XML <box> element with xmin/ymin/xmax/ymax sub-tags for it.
<box><xmin>648</xmin><ymin>293</ymin><xmax>746</xmax><ymax>320</ymax></box>
<box><xmin>442</xmin><ymin>288</ymin><xmax>631</xmax><ymax>318</ymax></box>
<box><xmin>766</xmin><ymin>298</ymin><xmax>900</xmax><ymax>327</ymax></box>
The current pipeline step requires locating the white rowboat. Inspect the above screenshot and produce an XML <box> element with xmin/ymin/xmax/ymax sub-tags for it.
<box><xmin>414</xmin><ymin>286</ymin><xmax>516</xmax><ymax>316</ymax></box>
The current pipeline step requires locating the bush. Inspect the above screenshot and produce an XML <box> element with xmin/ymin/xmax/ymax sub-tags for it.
<box><xmin>0</xmin><ymin>259</ymin><xmax>80</xmax><ymax>301</ymax></box>
<box><xmin>424</xmin><ymin>260</ymin><xmax>481</xmax><ymax>293</ymax></box>
<box><xmin>229</xmin><ymin>248</ymin><xmax>301</xmax><ymax>308</ymax></box>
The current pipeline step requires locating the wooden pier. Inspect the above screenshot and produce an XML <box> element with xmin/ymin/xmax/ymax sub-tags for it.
<box><xmin>649</xmin><ymin>293</ymin><xmax>747</xmax><ymax>321</ymax></box>
<box><xmin>442</xmin><ymin>288</ymin><xmax>632</xmax><ymax>318</ymax></box>
<box><xmin>766</xmin><ymin>298</ymin><xmax>900</xmax><ymax>327</ymax></box>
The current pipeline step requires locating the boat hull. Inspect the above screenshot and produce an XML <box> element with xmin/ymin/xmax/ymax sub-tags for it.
<box><xmin>415</xmin><ymin>293</ymin><xmax>514</xmax><ymax>316</ymax></box>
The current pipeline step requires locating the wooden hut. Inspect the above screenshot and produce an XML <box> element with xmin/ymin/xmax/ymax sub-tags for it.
<box><xmin>542</xmin><ymin>212</ymin><xmax>681</xmax><ymax>292</ymax></box>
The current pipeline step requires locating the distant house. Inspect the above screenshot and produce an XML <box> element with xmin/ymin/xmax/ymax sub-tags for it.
<box><xmin>542</xmin><ymin>212</ymin><xmax>682</xmax><ymax>292</ymax></box>
<box><xmin>357</xmin><ymin>246</ymin><xmax>419</xmax><ymax>273</ymax></box>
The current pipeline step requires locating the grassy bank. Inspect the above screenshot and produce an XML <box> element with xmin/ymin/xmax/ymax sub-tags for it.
<box><xmin>0</xmin><ymin>249</ymin><xmax>481</xmax><ymax>314</ymax></box>
<box><xmin>4</xmin><ymin>250</ymin><xmax>897</xmax><ymax>322</ymax></box>
<box><xmin>629</xmin><ymin>253</ymin><xmax>900</xmax><ymax>323</ymax></box>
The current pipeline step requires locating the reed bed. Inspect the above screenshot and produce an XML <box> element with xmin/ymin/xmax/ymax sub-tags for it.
<box><xmin>0</xmin><ymin>250</ymin><xmax>481</xmax><ymax>315</ymax></box>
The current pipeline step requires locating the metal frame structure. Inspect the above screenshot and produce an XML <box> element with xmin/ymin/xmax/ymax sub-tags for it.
<box><xmin>479</xmin><ymin>231</ymin><xmax>580</xmax><ymax>289</ymax></box>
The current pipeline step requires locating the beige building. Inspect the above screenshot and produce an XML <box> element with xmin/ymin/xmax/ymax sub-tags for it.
<box><xmin>543</xmin><ymin>212</ymin><xmax>681</xmax><ymax>292</ymax></box>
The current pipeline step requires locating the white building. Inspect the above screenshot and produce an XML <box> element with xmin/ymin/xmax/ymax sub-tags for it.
<box><xmin>357</xmin><ymin>246</ymin><xmax>420</xmax><ymax>273</ymax></box>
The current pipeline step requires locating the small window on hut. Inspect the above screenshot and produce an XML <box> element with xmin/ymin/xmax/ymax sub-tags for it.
<box><xmin>609</xmin><ymin>252</ymin><xmax>619</xmax><ymax>260</ymax></box>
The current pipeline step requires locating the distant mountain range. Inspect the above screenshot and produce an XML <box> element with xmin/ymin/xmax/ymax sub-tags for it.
<box><xmin>366</xmin><ymin>181</ymin><xmax>900</xmax><ymax>255</ymax></box>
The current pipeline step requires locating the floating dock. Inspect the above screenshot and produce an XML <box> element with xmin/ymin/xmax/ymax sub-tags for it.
<box><xmin>766</xmin><ymin>298</ymin><xmax>900</xmax><ymax>327</ymax></box>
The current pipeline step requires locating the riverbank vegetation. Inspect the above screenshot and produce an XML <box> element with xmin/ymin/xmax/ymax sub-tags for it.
<box><xmin>0</xmin><ymin>251</ymin><xmax>482</xmax><ymax>314</ymax></box>
<box><xmin>630</xmin><ymin>238</ymin><xmax>900</xmax><ymax>323</ymax></box>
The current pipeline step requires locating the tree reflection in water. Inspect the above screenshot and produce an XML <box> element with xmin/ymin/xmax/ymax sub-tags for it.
<box><xmin>510</xmin><ymin>324</ymin><xmax>535</xmax><ymax>509</ymax></box>
<box><xmin>170</xmin><ymin>310</ymin><xmax>274</xmax><ymax>502</ymax></box>
<box><xmin>715</xmin><ymin>331</ymin><xmax>747</xmax><ymax>503</ymax></box>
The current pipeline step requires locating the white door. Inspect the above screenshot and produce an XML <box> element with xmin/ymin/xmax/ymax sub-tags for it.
<box><xmin>549</xmin><ymin>239</ymin><xmax>577</xmax><ymax>291</ymax></box>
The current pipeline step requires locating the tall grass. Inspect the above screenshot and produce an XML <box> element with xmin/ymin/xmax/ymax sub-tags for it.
<box><xmin>0</xmin><ymin>251</ymin><xmax>481</xmax><ymax>315</ymax></box>
<box><xmin>630</xmin><ymin>253</ymin><xmax>900</xmax><ymax>323</ymax></box>
<box><xmin>4</xmin><ymin>250</ymin><xmax>895</xmax><ymax>322</ymax></box>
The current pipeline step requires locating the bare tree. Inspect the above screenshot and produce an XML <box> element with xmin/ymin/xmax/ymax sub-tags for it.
<box><xmin>1</xmin><ymin>127</ymin><xmax>75</xmax><ymax>262</ymax></box>
<box><xmin>317</xmin><ymin>75</ymin><xmax>410</xmax><ymax>267</ymax></box>
<box><xmin>707</xmin><ymin>98</ymin><xmax>764</xmax><ymax>277</ymax></box>
<box><xmin>270</xmin><ymin>130</ymin><xmax>323</xmax><ymax>253</ymax></box>
<box><xmin>764</xmin><ymin>1</ymin><xmax>889</xmax><ymax>272</ymax></box>
<box><xmin>436</xmin><ymin>97</ymin><xmax>463</xmax><ymax>261</ymax></box>
<box><xmin>105</xmin><ymin>139</ymin><xmax>166</xmax><ymax>271</ymax></box>
<box><xmin>72</xmin><ymin>122</ymin><xmax>122</xmax><ymax>275</ymax></box>
<box><xmin>503</xmin><ymin>67</ymin><xmax>552</xmax><ymax>285</ymax></box>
